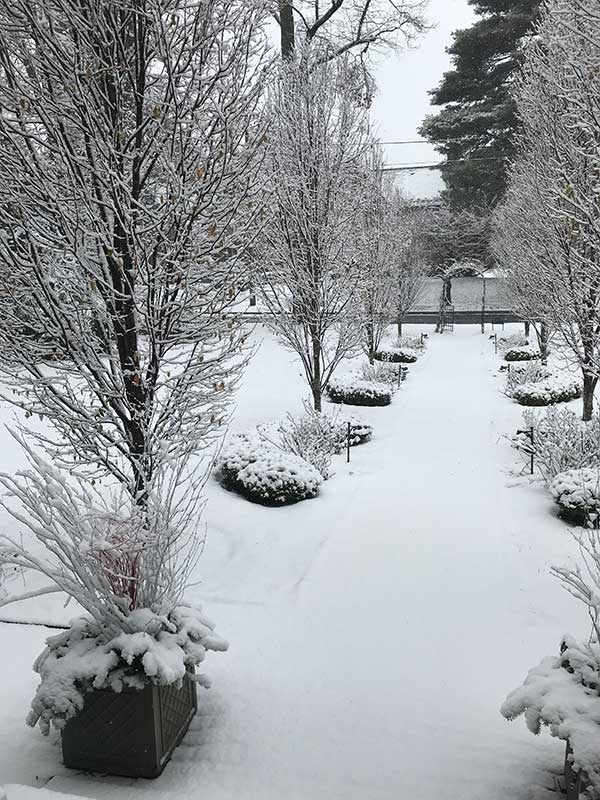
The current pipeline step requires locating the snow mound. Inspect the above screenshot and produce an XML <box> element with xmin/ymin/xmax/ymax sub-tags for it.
<box><xmin>27</xmin><ymin>604</ymin><xmax>228</xmax><ymax>735</ymax></box>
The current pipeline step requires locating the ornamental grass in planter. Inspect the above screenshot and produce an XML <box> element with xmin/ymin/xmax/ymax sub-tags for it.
<box><xmin>0</xmin><ymin>493</ymin><xmax>229</xmax><ymax>779</ymax></box>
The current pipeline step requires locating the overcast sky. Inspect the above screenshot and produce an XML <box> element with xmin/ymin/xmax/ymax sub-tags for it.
<box><xmin>370</xmin><ymin>0</ymin><xmax>476</xmax><ymax>198</ymax></box>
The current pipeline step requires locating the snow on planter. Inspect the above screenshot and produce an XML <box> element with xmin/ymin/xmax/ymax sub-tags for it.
<box><xmin>550</xmin><ymin>467</ymin><xmax>600</xmax><ymax>524</ymax></box>
<box><xmin>504</xmin><ymin>346</ymin><xmax>541</xmax><ymax>362</ymax></box>
<box><xmin>326</xmin><ymin>374</ymin><xmax>392</xmax><ymax>407</ymax></box>
<box><xmin>27</xmin><ymin>605</ymin><xmax>228</xmax><ymax>736</ymax></box>
<box><xmin>373</xmin><ymin>345</ymin><xmax>418</xmax><ymax>364</ymax></box>
<box><xmin>512</xmin><ymin>376</ymin><xmax>581</xmax><ymax>406</ymax></box>
<box><xmin>501</xmin><ymin>636</ymin><xmax>600</xmax><ymax>796</ymax></box>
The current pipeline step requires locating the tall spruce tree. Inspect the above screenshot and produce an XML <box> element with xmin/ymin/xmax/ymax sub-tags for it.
<box><xmin>420</xmin><ymin>0</ymin><xmax>540</xmax><ymax>210</ymax></box>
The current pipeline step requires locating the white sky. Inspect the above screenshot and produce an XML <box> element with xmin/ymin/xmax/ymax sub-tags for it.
<box><xmin>370</xmin><ymin>0</ymin><xmax>476</xmax><ymax>198</ymax></box>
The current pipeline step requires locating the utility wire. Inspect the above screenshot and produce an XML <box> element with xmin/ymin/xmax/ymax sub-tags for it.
<box><xmin>382</xmin><ymin>154</ymin><xmax>508</xmax><ymax>172</ymax></box>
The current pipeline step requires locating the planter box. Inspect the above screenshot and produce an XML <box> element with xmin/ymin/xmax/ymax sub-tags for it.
<box><xmin>565</xmin><ymin>742</ymin><xmax>589</xmax><ymax>800</ymax></box>
<box><xmin>61</xmin><ymin>670</ymin><xmax>197</xmax><ymax>778</ymax></box>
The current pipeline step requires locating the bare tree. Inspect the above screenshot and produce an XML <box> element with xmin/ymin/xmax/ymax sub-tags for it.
<box><xmin>0</xmin><ymin>0</ymin><xmax>269</xmax><ymax>628</ymax></box>
<box><xmin>258</xmin><ymin>50</ymin><xmax>369</xmax><ymax>411</ymax></box>
<box><xmin>493</xmin><ymin>172</ymin><xmax>555</xmax><ymax>363</ymax></box>
<box><xmin>275</xmin><ymin>0</ymin><xmax>428</xmax><ymax>69</ymax></box>
<box><xmin>354</xmin><ymin>146</ymin><xmax>398</xmax><ymax>363</ymax></box>
<box><xmin>493</xmin><ymin>0</ymin><xmax>600</xmax><ymax>419</ymax></box>
<box><xmin>393</xmin><ymin>199</ymin><xmax>426</xmax><ymax>337</ymax></box>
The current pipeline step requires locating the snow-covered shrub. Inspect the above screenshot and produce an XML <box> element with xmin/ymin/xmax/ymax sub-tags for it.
<box><xmin>549</xmin><ymin>468</ymin><xmax>600</xmax><ymax>524</ymax></box>
<box><xmin>335</xmin><ymin>412</ymin><xmax>373</xmax><ymax>446</ymax></box>
<box><xmin>232</xmin><ymin>450</ymin><xmax>322</xmax><ymax>505</ymax></box>
<box><xmin>214</xmin><ymin>432</ymin><xmax>271</xmax><ymax>490</ymax></box>
<box><xmin>501</xmin><ymin>635</ymin><xmax>600</xmax><ymax>796</ymax></box>
<box><xmin>326</xmin><ymin>374</ymin><xmax>392</xmax><ymax>407</ymax></box>
<box><xmin>512</xmin><ymin>408</ymin><xmax>600</xmax><ymax>482</ymax></box>
<box><xmin>498</xmin><ymin>333</ymin><xmax>529</xmax><ymax>351</ymax></box>
<box><xmin>358</xmin><ymin>361</ymin><xmax>404</xmax><ymax>390</ymax></box>
<box><xmin>27</xmin><ymin>605</ymin><xmax>227</xmax><ymax>735</ymax></box>
<box><xmin>504</xmin><ymin>346</ymin><xmax>540</xmax><ymax>361</ymax></box>
<box><xmin>504</xmin><ymin>361</ymin><xmax>552</xmax><ymax>397</ymax></box>
<box><xmin>398</xmin><ymin>335</ymin><xmax>427</xmax><ymax>351</ymax></box>
<box><xmin>276</xmin><ymin>404</ymin><xmax>344</xmax><ymax>480</ymax></box>
<box><xmin>373</xmin><ymin>345</ymin><xmax>418</xmax><ymax>364</ymax></box>
<box><xmin>512</xmin><ymin>375</ymin><xmax>581</xmax><ymax>406</ymax></box>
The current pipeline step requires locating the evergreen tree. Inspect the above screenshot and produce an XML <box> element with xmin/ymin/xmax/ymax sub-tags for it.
<box><xmin>420</xmin><ymin>0</ymin><xmax>541</xmax><ymax>210</ymax></box>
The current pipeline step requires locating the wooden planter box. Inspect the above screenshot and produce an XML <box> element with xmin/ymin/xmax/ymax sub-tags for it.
<box><xmin>565</xmin><ymin>742</ymin><xmax>589</xmax><ymax>800</ymax></box>
<box><xmin>61</xmin><ymin>669</ymin><xmax>197</xmax><ymax>778</ymax></box>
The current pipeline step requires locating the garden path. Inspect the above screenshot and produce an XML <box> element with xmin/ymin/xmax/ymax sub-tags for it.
<box><xmin>0</xmin><ymin>326</ymin><xmax>583</xmax><ymax>800</ymax></box>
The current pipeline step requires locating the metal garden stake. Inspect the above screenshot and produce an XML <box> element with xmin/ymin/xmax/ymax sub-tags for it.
<box><xmin>347</xmin><ymin>422</ymin><xmax>351</xmax><ymax>463</ymax></box>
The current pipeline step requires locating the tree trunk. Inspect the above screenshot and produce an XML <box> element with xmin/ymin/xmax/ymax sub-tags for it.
<box><xmin>397</xmin><ymin>314</ymin><xmax>403</xmax><ymax>338</ymax></box>
<box><xmin>365</xmin><ymin>321</ymin><xmax>375</xmax><ymax>365</ymax></box>
<box><xmin>524</xmin><ymin>321</ymin><xmax>530</xmax><ymax>337</ymax></box>
<box><xmin>539</xmin><ymin>322</ymin><xmax>549</xmax><ymax>365</ymax></box>
<box><xmin>278</xmin><ymin>0</ymin><xmax>295</xmax><ymax>60</ymax></box>
<box><xmin>311</xmin><ymin>384</ymin><xmax>322</xmax><ymax>412</ymax></box>
<box><xmin>310</xmin><ymin>327</ymin><xmax>322</xmax><ymax>412</ymax></box>
<box><xmin>444</xmin><ymin>277</ymin><xmax>452</xmax><ymax>305</ymax></box>
<box><xmin>582</xmin><ymin>373</ymin><xmax>597</xmax><ymax>421</ymax></box>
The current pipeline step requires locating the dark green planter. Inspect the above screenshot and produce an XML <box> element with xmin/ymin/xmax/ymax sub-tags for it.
<box><xmin>61</xmin><ymin>669</ymin><xmax>197</xmax><ymax>778</ymax></box>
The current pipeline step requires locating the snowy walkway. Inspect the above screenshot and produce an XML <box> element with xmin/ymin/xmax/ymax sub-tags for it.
<box><xmin>0</xmin><ymin>327</ymin><xmax>585</xmax><ymax>799</ymax></box>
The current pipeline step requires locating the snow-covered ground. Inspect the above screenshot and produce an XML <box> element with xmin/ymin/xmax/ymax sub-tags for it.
<box><xmin>0</xmin><ymin>325</ymin><xmax>589</xmax><ymax>799</ymax></box>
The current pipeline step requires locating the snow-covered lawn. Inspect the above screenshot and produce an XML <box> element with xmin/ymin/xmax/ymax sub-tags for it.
<box><xmin>0</xmin><ymin>325</ymin><xmax>589</xmax><ymax>799</ymax></box>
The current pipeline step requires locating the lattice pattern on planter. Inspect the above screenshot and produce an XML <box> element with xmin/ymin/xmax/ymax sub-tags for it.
<box><xmin>61</xmin><ymin>670</ymin><xmax>197</xmax><ymax>778</ymax></box>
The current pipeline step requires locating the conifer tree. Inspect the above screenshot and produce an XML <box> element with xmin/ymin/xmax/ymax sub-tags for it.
<box><xmin>420</xmin><ymin>0</ymin><xmax>541</xmax><ymax>210</ymax></box>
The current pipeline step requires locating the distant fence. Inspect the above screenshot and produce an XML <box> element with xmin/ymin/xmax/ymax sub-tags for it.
<box><xmin>402</xmin><ymin>310</ymin><xmax>522</xmax><ymax>325</ymax></box>
<box><xmin>232</xmin><ymin>310</ymin><xmax>523</xmax><ymax>325</ymax></box>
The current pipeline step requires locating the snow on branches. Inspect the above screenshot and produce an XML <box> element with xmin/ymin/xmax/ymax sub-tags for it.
<box><xmin>257</xmin><ymin>48</ymin><xmax>369</xmax><ymax>411</ymax></box>
<box><xmin>0</xmin><ymin>0</ymin><xmax>270</xmax><ymax>625</ymax></box>
<box><xmin>493</xmin><ymin>0</ymin><xmax>600</xmax><ymax>418</ymax></box>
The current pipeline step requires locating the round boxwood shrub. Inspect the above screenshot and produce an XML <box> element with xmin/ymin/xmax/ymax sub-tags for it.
<box><xmin>232</xmin><ymin>451</ymin><xmax>322</xmax><ymax>506</ymax></box>
<box><xmin>512</xmin><ymin>377</ymin><xmax>581</xmax><ymax>407</ymax></box>
<box><xmin>215</xmin><ymin>435</ymin><xmax>321</xmax><ymax>505</ymax></box>
<box><xmin>346</xmin><ymin>415</ymin><xmax>373</xmax><ymax>446</ymax></box>
<box><xmin>374</xmin><ymin>346</ymin><xmax>417</xmax><ymax>364</ymax></box>
<box><xmin>550</xmin><ymin>467</ymin><xmax>600</xmax><ymax>524</ymax></box>
<box><xmin>326</xmin><ymin>375</ymin><xmax>391</xmax><ymax>407</ymax></box>
<box><xmin>336</xmin><ymin>414</ymin><xmax>373</xmax><ymax>446</ymax></box>
<box><xmin>215</xmin><ymin>432</ymin><xmax>265</xmax><ymax>490</ymax></box>
<box><xmin>504</xmin><ymin>347</ymin><xmax>541</xmax><ymax>362</ymax></box>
